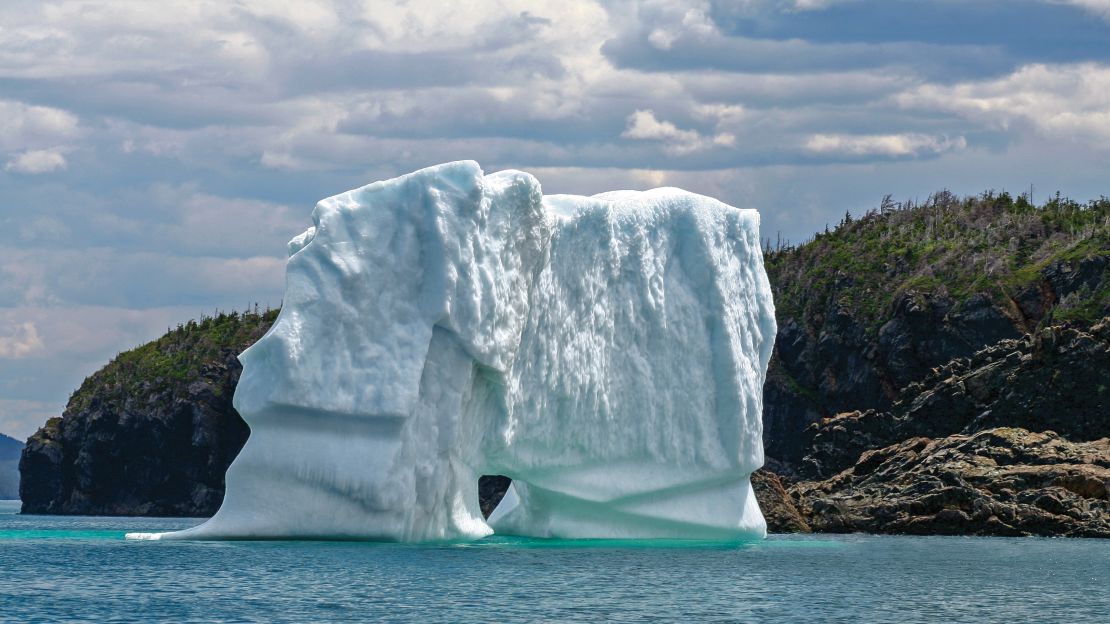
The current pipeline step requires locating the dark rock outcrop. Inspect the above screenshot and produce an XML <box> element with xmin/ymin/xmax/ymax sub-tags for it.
<box><xmin>778</xmin><ymin>317</ymin><xmax>1110</xmax><ymax>538</ymax></box>
<box><xmin>751</xmin><ymin>469</ymin><xmax>810</xmax><ymax>533</ymax></box>
<box><xmin>801</xmin><ymin>319</ymin><xmax>1110</xmax><ymax>479</ymax></box>
<box><xmin>793</xmin><ymin>428</ymin><xmax>1109</xmax><ymax>538</ymax></box>
<box><xmin>763</xmin><ymin>290</ymin><xmax>1036</xmax><ymax>463</ymax></box>
<box><xmin>19</xmin><ymin>356</ymin><xmax>249</xmax><ymax>516</ymax></box>
<box><xmin>19</xmin><ymin>311</ymin><xmax>273</xmax><ymax>516</ymax></box>
<box><xmin>478</xmin><ymin>475</ymin><xmax>512</xmax><ymax>518</ymax></box>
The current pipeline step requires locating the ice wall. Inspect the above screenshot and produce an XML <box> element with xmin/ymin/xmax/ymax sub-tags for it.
<box><xmin>486</xmin><ymin>190</ymin><xmax>775</xmax><ymax>539</ymax></box>
<box><xmin>133</xmin><ymin>162</ymin><xmax>550</xmax><ymax>541</ymax></box>
<box><xmin>128</xmin><ymin>161</ymin><xmax>775</xmax><ymax>542</ymax></box>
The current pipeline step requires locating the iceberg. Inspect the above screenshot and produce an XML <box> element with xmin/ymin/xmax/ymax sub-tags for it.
<box><xmin>128</xmin><ymin>161</ymin><xmax>775</xmax><ymax>542</ymax></box>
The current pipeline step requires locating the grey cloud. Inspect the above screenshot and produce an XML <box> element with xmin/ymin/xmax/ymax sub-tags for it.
<box><xmin>2</xmin><ymin>248</ymin><xmax>284</xmax><ymax>309</ymax></box>
<box><xmin>678</xmin><ymin>71</ymin><xmax>918</xmax><ymax>107</ymax></box>
<box><xmin>0</xmin><ymin>178</ymin><xmax>305</xmax><ymax>259</ymax></box>
<box><xmin>601</xmin><ymin>28</ymin><xmax>1013</xmax><ymax>81</ymax></box>
<box><xmin>0</xmin><ymin>399</ymin><xmax>60</xmax><ymax>439</ymax></box>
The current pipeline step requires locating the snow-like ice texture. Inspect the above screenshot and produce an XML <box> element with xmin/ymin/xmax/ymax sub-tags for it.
<box><xmin>131</xmin><ymin>161</ymin><xmax>550</xmax><ymax>541</ymax></box>
<box><xmin>127</xmin><ymin>161</ymin><xmax>775</xmax><ymax>542</ymax></box>
<box><xmin>486</xmin><ymin>190</ymin><xmax>775</xmax><ymax>539</ymax></box>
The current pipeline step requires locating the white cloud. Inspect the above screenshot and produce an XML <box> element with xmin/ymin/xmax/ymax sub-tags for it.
<box><xmin>804</xmin><ymin>133</ymin><xmax>967</xmax><ymax>157</ymax></box>
<box><xmin>622</xmin><ymin>109</ymin><xmax>735</xmax><ymax>154</ymax></box>
<box><xmin>1053</xmin><ymin>0</ymin><xmax>1110</xmax><ymax>20</ymax></box>
<box><xmin>899</xmin><ymin>63</ymin><xmax>1110</xmax><ymax>147</ymax></box>
<box><xmin>790</xmin><ymin>0</ymin><xmax>848</xmax><ymax>10</ymax></box>
<box><xmin>645</xmin><ymin>5</ymin><xmax>718</xmax><ymax>50</ymax></box>
<box><xmin>0</xmin><ymin>100</ymin><xmax>78</xmax><ymax>150</ymax></box>
<box><xmin>5</xmin><ymin>148</ymin><xmax>68</xmax><ymax>174</ymax></box>
<box><xmin>0</xmin><ymin>100</ymin><xmax>76</xmax><ymax>174</ymax></box>
<box><xmin>648</xmin><ymin>28</ymin><xmax>676</xmax><ymax>50</ymax></box>
<box><xmin>0</xmin><ymin>321</ymin><xmax>44</xmax><ymax>359</ymax></box>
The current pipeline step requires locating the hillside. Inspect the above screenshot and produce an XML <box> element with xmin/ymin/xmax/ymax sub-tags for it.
<box><xmin>762</xmin><ymin>190</ymin><xmax>1109</xmax><ymax>463</ymax></box>
<box><xmin>0</xmin><ymin>433</ymin><xmax>22</xmax><ymax>499</ymax></box>
<box><xmin>20</xmin><ymin>309</ymin><xmax>276</xmax><ymax>515</ymax></box>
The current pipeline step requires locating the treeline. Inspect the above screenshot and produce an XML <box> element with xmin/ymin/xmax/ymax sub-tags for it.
<box><xmin>66</xmin><ymin>306</ymin><xmax>279</xmax><ymax>415</ymax></box>
<box><xmin>763</xmin><ymin>189</ymin><xmax>1110</xmax><ymax>332</ymax></box>
<box><xmin>764</xmin><ymin>189</ymin><xmax>1110</xmax><ymax>255</ymax></box>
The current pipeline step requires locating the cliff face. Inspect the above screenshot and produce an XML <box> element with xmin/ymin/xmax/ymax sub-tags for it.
<box><xmin>802</xmin><ymin>320</ymin><xmax>1110</xmax><ymax>478</ymax></box>
<box><xmin>0</xmin><ymin>434</ymin><xmax>22</xmax><ymax>499</ymax></box>
<box><xmin>19</xmin><ymin>311</ymin><xmax>274</xmax><ymax>516</ymax></box>
<box><xmin>763</xmin><ymin>192</ymin><xmax>1109</xmax><ymax>463</ymax></box>
<box><xmin>782</xmin><ymin>317</ymin><xmax>1110</xmax><ymax>538</ymax></box>
<box><xmin>753</xmin><ymin>193</ymin><xmax>1109</xmax><ymax>537</ymax></box>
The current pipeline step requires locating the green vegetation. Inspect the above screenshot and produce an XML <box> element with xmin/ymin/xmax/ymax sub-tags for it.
<box><xmin>764</xmin><ymin>190</ymin><xmax>1110</xmax><ymax>332</ymax></box>
<box><xmin>67</xmin><ymin>308</ymin><xmax>279</xmax><ymax>414</ymax></box>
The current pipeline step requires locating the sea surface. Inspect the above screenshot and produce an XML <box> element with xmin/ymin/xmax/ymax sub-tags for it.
<box><xmin>1</xmin><ymin>500</ymin><xmax>1107</xmax><ymax>623</ymax></box>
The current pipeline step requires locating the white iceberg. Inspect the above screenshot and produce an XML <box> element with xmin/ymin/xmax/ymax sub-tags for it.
<box><xmin>128</xmin><ymin>161</ymin><xmax>775</xmax><ymax>542</ymax></box>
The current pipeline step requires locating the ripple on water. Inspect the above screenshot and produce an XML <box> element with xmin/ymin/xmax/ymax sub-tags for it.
<box><xmin>1</xmin><ymin>500</ymin><xmax>1107</xmax><ymax>623</ymax></box>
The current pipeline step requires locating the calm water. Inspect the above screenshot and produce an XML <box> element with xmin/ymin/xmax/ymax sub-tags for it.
<box><xmin>1</xmin><ymin>500</ymin><xmax>1107</xmax><ymax>623</ymax></box>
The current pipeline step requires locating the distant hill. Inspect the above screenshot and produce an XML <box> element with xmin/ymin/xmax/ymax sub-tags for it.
<box><xmin>0</xmin><ymin>433</ymin><xmax>22</xmax><ymax>500</ymax></box>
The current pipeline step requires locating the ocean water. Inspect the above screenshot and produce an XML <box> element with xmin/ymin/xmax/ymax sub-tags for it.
<box><xmin>0</xmin><ymin>501</ymin><xmax>1107</xmax><ymax>623</ymax></box>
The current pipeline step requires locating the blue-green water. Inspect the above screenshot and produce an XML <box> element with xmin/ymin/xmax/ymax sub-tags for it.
<box><xmin>1</xmin><ymin>500</ymin><xmax>1107</xmax><ymax>623</ymax></box>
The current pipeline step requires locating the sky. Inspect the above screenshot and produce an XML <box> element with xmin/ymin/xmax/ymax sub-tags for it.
<box><xmin>2</xmin><ymin>0</ymin><xmax>1110</xmax><ymax>438</ymax></box>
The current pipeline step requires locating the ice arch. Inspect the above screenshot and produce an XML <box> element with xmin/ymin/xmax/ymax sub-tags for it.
<box><xmin>129</xmin><ymin>161</ymin><xmax>775</xmax><ymax>542</ymax></box>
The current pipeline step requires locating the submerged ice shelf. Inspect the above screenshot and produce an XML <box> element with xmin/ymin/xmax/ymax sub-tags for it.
<box><xmin>127</xmin><ymin>161</ymin><xmax>776</xmax><ymax>542</ymax></box>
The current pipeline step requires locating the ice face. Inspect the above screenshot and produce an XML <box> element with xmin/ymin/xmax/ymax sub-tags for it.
<box><xmin>138</xmin><ymin>162</ymin><xmax>550</xmax><ymax>541</ymax></box>
<box><xmin>485</xmin><ymin>189</ymin><xmax>775</xmax><ymax>539</ymax></box>
<box><xmin>127</xmin><ymin>161</ymin><xmax>775</xmax><ymax>542</ymax></box>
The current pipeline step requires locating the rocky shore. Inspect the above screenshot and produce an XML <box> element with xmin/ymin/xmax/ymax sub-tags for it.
<box><xmin>793</xmin><ymin>428</ymin><xmax>1109</xmax><ymax>537</ymax></box>
<box><xmin>755</xmin><ymin>318</ymin><xmax>1110</xmax><ymax>538</ymax></box>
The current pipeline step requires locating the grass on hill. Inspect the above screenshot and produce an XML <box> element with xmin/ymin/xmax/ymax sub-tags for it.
<box><xmin>764</xmin><ymin>190</ymin><xmax>1110</xmax><ymax>333</ymax></box>
<box><xmin>67</xmin><ymin>308</ymin><xmax>279</xmax><ymax>415</ymax></box>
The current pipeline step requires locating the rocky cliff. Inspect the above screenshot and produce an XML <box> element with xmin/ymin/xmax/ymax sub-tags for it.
<box><xmin>0</xmin><ymin>433</ymin><xmax>22</xmax><ymax>500</ymax></box>
<box><xmin>763</xmin><ymin>191</ymin><xmax>1109</xmax><ymax>463</ymax></box>
<box><xmin>19</xmin><ymin>310</ymin><xmax>274</xmax><ymax>516</ymax></box>
<box><xmin>779</xmin><ymin>317</ymin><xmax>1110</xmax><ymax>538</ymax></box>
<box><xmin>753</xmin><ymin>191</ymin><xmax>1109</xmax><ymax>537</ymax></box>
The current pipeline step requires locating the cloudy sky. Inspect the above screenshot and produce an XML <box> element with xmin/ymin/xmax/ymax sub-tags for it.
<box><xmin>2</xmin><ymin>0</ymin><xmax>1110</xmax><ymax>438</ymax></box>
